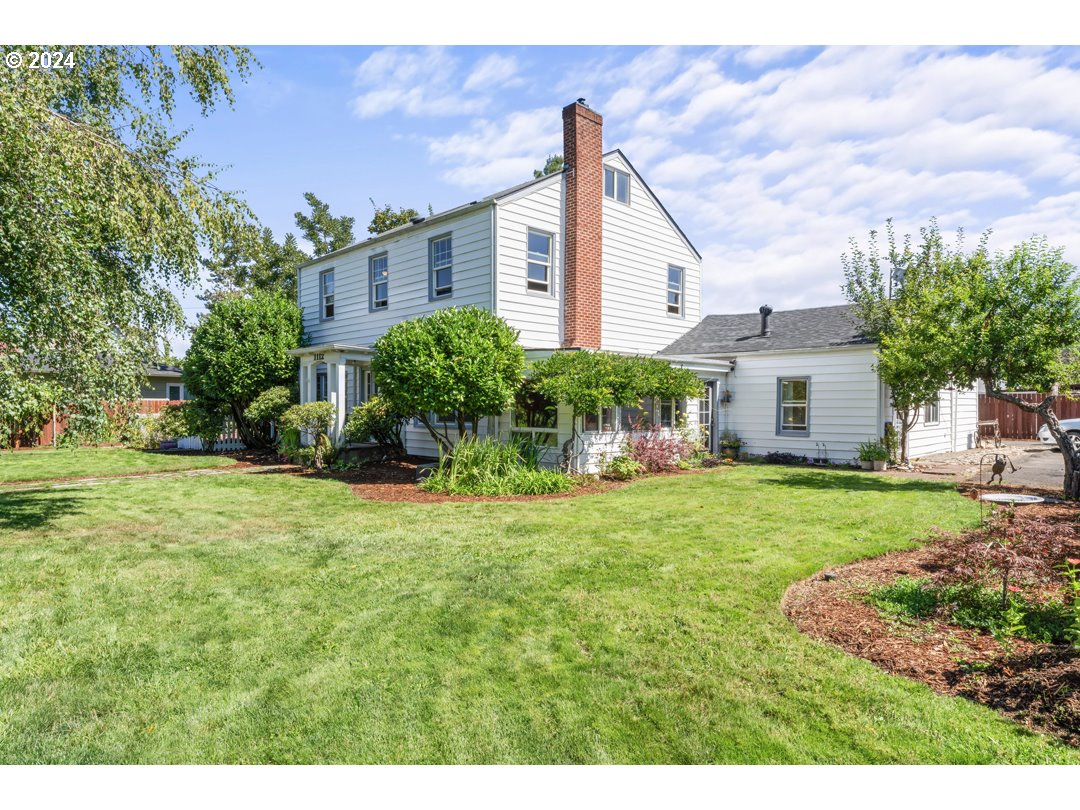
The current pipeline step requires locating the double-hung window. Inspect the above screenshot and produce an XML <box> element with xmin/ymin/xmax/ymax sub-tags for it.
<box><xmin>526</xmin><ymin>229</ymin><xmax>553</xmax><ymax>293</ymax></box>
<box><xmin>430</xmin><ymin>235</ymin><xmax>453</xmax><ymax>299</ymax></box>
<box><xmin>924</xmin><ymin>396</ymin><xmax>940</xmax><ymax>425</ymax></box>
<box><xmin>667</xmin><ymin>266</ymin><xmax>684</xmax><ymax>315</ymax></box>
<box><xmin>320</xmin><ymin>269</ymin><xmax>335</xmax><ymax>320</ymax></box>
<box><xmin>166</xmin><ymin>383</ymin><xmax>184</xmax><ymax>401</ymax></box>
<box><xmin>369</xmin><ymin>253</ymin><xmax>389</xmax><ymax>311</ymax></box>
<box><xmin>604</xmin><ymin>166</ymin><xmax>630</xmax><ymax>204</ymax></box>
<box><xmin>777</xmin><ymin>377</ymin><xmax>810</xmax><ymax>435</ymax></box>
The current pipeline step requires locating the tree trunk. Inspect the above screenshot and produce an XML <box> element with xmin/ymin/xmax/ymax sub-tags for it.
<box><xmin>417</xmin><ymin>414</ymin><xmax>454</xmax><ymax>457</ymax></box>
<box><xmin>896</xmin><ymin>407</ymin><xmax>919</xmax><ymax>465</ymax></box>
<box><xmin>230</xmin><ymin>402</ymin><xmax>270</xmax><ymax>450</ymax></box>
<box><xmin>986</xmin><ymin>382</ymin><xmax>1080</xmax><ymax>500</ymax></box>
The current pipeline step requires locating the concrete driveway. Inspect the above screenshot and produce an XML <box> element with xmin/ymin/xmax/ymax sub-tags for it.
<box><xmin>904</xmin><ymin>440</ymin><xmax>1065</xmax><ymax>491</ymax></box>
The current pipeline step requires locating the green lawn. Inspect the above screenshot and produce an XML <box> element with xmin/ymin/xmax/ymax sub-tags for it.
<box><xmin>0</xmin><ymin>447</ymin><xmax>236</xmax><ymax>484</ymax></box>
<box><xmin>0</xmin><ymin>464</ymin><xmax>1076</xmax><ymax>763</ymax></box>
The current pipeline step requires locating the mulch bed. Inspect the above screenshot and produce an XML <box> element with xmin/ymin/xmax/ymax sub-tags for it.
<box><xmin>300</xmin><ymin>456</ymin><xmax>625</xmax><ymax>503</ymax></box>
<box><xmin>783</xmin><ymin>499</ymin><xmax>1080</xmax><ymax>747</ymax></box>
<box><xmin>295</xmin><ymin>456</ymin><xmax>725</xmax><ymax>503</ymax></box>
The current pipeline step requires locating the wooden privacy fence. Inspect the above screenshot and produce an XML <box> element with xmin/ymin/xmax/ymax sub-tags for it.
<box><xmin>978</xmin><ymin>393</ymin><xmax>1080</xmax><ymax>439</ymax></box>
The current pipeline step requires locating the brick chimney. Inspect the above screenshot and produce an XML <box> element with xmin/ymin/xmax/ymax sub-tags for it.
<box><xmin>561</xmin><ymin>99</ymin><xmax>603</xmax><ymax>350</ymax></box>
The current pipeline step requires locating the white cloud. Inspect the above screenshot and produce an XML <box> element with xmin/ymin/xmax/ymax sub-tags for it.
<box><xmin>390</xmin><ymin>46</ymin><xmax>1080</xmax><ymax>314</ymax></box>
<box><xmin>463</xmin><ymin>53</ymin><xmax>522</xmax><ymax>92</ymax></box>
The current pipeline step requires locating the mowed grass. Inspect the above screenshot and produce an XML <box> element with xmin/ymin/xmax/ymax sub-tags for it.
<box><xmin>0</xmin><ymin>447</ymin><xmax>236</xmax><ymax>484</ymax></box>
<box><xmin>0</xmin><ymin>464</ymin><xmax>1077</xmax><ymax>763</ymax></box>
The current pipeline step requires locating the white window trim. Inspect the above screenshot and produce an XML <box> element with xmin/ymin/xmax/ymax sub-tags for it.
<box><xmin>166</xmin><ymin>382</ymin><xmax>185</xmax><ymax>401</ymax></box>
<box><xmin>369</xmin><ymin>253</ymin><xmax>389</xmax><ymax>311</ymax></box>
<box><xmin>923</xmin><ymin>396</ymin><xmax>941</xmax><ymax>425</ymax></box>
<box><xmin>429</xmin><ymin>234</ymin><xmax>453</xmax><ymax>300</ymax></box>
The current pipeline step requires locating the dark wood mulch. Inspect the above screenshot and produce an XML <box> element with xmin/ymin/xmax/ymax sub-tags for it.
<box><xmin>301</xmin><ymin>456</ymin><xmax>627</xmax><ymax>503</ymax></box>
<box><xmin>783</xmin><ymin>500</ymin><xmax>1080</xmax><ymax>747</ymax></box>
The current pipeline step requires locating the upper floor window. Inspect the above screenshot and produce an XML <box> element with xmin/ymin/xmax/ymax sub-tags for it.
<box><xmin>667</xmin><ymin>266</ymin><xmax>684</xmax><ymax>316</ymax></box>
<box><xmin>777</xmin><ymin>377</ymin><xmax>810</xmax><ymax>435</ymax></box>
<box><xmin>370</xmin><ymin>254</ymin><xmax>389</xmax><ymax>311</ymax></box>
<box><xmin>430</xmin><ymin>235</ymin><xmax>453</xmax><ymax>299</ymax></box>
<box><xmin>527</xmin><ymin>229</ymin><xmax>553</xmax><ymax>293</ymax></box>
<box><xmin>924</xmin><ymin>396</ymin><xmax>940</xmax><ymax>425</ymax></box>
<box><xmin>604</xmin><ymin>166</ymin><xmax>630</xmax><ymax>204</ymax></box>
<box><xmin>320</xmin><ymin>269</ymin><xmax>335</xmax><ymax>320</ymax></box>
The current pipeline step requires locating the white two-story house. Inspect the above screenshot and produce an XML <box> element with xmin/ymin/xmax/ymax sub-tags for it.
<box><xmin>290</xmin><ymin>100</ymin><xmax>976</xmax><ymax>469</ymax></box>
<box><xmin>290</xmin><ymin>100</ymin><xmax>730</xmax><ymax>470</ymax></box>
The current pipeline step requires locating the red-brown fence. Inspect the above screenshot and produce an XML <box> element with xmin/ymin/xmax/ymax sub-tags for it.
<box><xmin>978</xmin><ymin>393</ymin><xmax>1080</xmax><ymax>439</ymax></box>
<box><xmin>26</xmin><ymin>399</ymin><xmax>182</xmax><ymax>448</ymax></box>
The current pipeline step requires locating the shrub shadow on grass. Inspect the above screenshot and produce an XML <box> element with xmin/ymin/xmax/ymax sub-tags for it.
<box><xmin>759</xmin><ymin>468</ymin><xmax>957</xmax><ymax>494</ymax></box>
<box><xmin>0</xmin><ymin>491</ymin><xmax>88</xmax><ymax>530</ymax></box>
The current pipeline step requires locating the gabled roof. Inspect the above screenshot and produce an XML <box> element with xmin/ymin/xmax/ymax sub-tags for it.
<box><xmin>603</xmin><ymin>149</ymin><xmax>701</xmax><ymax>262</ymax></box>
<box><xmin>660</xmin><ymin>304</ymin><xmax>872</xmax><ymax>357</ymax></box>
<box><xmin>296</xmin><ymin>172</ymin><xmax>564</xmax><ymax>270</ymax></box>
<box><xmin>296</xmin><ymin>148</ymin><xmax>701</xmax><ymax>268</ymax></box>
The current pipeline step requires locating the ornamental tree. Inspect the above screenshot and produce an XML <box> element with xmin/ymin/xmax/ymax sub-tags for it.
<box><xmin>0</xmin><ymin>46</ymin><xmax>255</xmax><ymax>432</ymax></box>
<box><xmin>0</xmin><ymin>353</ymin><xmax>57</xmax><ymax>449</ymax></box>
<box><xmin>843</xmin><ymin>220</ymin><xmax>959</xmax><ymax>462</ymax></box>
<box><xmin>943</xmin><ymin>236</ymin><xmax>1080</xmax><ymax>498</ymax></box>
<box><xmin>528</xmin><ymin>351</ymin><xmax>704</xmax><ymax>470</ymax></box>
<box><xmin>371</xmin><ymin>307</ymin><xmax>525</xmax><ymax>455</ymax></box>
<box><xmin>183</xmin><ymin>290</ymin><xmax>303</xmax><ymax>449</ymax></box>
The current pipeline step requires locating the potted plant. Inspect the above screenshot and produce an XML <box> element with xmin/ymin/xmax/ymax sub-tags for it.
<box><xmin>718</xmin><ymin>429</ymin><xmax>742</xmax><ymax>460</ymax></box>
<box><xmin>856</xmin><ymin>439</ymin><xmax>889</xmax><ymax>471</ymax></box>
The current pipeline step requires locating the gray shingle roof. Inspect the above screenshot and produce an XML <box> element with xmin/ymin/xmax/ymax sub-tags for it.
<box><xmin>659</xmin><ymin>304</ymin><xmax>872</xmax><ymax>356</ymax></box>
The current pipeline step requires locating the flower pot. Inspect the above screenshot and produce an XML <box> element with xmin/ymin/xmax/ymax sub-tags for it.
<box><xmin>861</xmin><ymin>460</ymin><xmax>874</xmax><ymax>471</ymax></box>
<box><xmin>873</xmin><ymin>459</ymin><xmax>886</xmax><ymax>471</ymax></box>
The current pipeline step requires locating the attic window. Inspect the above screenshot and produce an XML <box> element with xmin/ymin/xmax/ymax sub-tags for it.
<box><xmin>604</xmin><ymin>166</ymin><xmax>629</xmax><ymax>204</ymax></box>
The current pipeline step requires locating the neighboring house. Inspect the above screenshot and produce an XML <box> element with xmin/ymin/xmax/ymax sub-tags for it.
<box><xmin>289</xmin><ymin>100</ymin><xmax>971</xmax><ymax>470</ymax></box>
<box><xmin>660</xmin><ymin>304</ymin><xmax>978</xmax><ymax>460</ymax></box>
<box><xmin>140</xmin><ymin>363</ymin><xmax>188</xmax><ymax>404</ymax></box>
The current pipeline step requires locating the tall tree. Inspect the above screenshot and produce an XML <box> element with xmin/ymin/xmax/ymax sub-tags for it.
<box><xmin>842</xmin><ymin>220</ymin><xmax>960</xmax><ymax>463</ymax></box>
<box><xmin>368</xmin><ymin>199</ymin><xmax>421</xmax><ymax>235</ymax></box>
<box><xmin>534</xmin><ymin>154</ymin><xmax>564</xmax><ymax>178</ymax></box>
<box><xmin>944</xmin><ymin>236</ymin><xmax>1080</xmax><ymax>497</ymax></box>
<box><xmin>294</xmin><ymin>192</ymin><xmax>354</xmax><ymax>256</ymax></box>
<box><xmin>0</xmin><ymin>45</ymin><xmax>255</xmax><ymax>440</ymax></box>
<box><xmin>202</xmin><ymin>223</ymin><xmax>308</xmax><ymax>300</ymax></box>
<box><xmin>183</xmin><ymin>290</ymin><xmax>304</xmax><ymax>449</ymax></box>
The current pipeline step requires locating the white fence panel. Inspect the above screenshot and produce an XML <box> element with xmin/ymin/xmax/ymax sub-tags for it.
<box><xmin>176</xmin><ymin>415</ymin><xmax>246</xmax><ymax>452</ymax></box>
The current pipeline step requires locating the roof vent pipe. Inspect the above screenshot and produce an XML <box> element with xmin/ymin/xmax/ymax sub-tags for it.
<box><xmin>759</xmin><ymin>305</ymin><xmax>773</xmax><ymax>336</ymax></box>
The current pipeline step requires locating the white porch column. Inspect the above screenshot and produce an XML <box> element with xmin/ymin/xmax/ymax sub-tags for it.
<box><xmin>299</xmin><ymin>361</ymin><xmax>310</xmax><ymax>404</ymax></box>
<box><xmin>306</xmin><ymin>358</ymin><xmax>318</xmax><ymax>404</ymax></box>
<box><xmin>326</xmin><ymin>353</ymin><xmax>347</xmax><ymax>443</ymax></box>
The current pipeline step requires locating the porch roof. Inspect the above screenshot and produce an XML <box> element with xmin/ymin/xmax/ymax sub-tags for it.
<box><xmin>287</xmin><ymin>343</ymin><xmax>374</xmax><ymax>361</ymax></box>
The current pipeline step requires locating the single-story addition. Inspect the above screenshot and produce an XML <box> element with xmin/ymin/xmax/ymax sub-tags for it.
<box><xmin>659</xmin><ymin>303</ymin><xmax>979</xmax><ymax>461</ymax></box>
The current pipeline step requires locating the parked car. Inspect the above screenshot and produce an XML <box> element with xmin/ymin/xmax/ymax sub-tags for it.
<box><xmin>1037</xmin><ymin>418</ymin><xmax>1080</xmax><ymax>451</ymax></box>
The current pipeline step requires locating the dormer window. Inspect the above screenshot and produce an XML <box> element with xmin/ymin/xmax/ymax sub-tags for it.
<box><xmin>604</xmin><ymin>166</ymin><xmax>630</xmax><ymax>204</ymax></box>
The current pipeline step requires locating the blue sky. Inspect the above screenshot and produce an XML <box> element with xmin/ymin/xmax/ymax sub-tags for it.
<box><xmin>170</xmin><ymin>45</ymin><xmax>1080</xmax><ymax>352</ymax></box>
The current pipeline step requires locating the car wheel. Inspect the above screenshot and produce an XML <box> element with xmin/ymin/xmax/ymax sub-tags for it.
<box><xmin>1070</xmin><ymin>432</ymin><xmax>1080</xmax><ymax>453</ymax></box>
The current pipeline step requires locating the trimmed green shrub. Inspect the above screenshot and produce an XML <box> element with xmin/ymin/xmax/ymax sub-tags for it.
<box><xmin>280</xmin><ymin>401</ymin><xmax>336</xmax><ymax>470</ymax></box>
<box><xmin>342</xmin><ymin>396</ymin><xmax>407</xmax><ymax>457</ymax></box>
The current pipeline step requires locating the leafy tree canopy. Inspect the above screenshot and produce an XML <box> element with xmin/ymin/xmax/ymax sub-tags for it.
<box><xmin>183</xmin><ymin>290</ymin><xmax>303</xmax><ymax>448</ymax></box>
<box><xmin>371</xmin><ymin>306</ymin><xmax>525</xmax><ymax>454</ymax></box>
<box><xmin>0</xmin><ymin>45</ymin><xmax>256</xmax><ymax>437</ymax></box>
<box><xmin>368</xmin><ymin>199</ymin><xmax>420</xmax><ymax>235</ymax></box>
<box><xmin>295</xmin><ymin>192</ymin><xmax>354</xmax><ymax>256</ymax></box>
<box><xmin>534</xmin><ymin>154</ymin><xmax>564</xmax><ymax>179</ymax></box>
<box><xmin>203</xmin><ymin>223</ymin><xmax>309</xmax><ymax>301</ymax></box>
<box><xmin>528</xmin><ymin>351</ymin><xmax>703</xmax><ymax>417</ymax></box>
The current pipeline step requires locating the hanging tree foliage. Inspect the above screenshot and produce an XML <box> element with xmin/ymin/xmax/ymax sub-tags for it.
<box><xmin>528</xmin><ymin>351</ymin><xmax>704</xmax><ymax>469</ymax></box>
<box><xmin>0</xmin><ymin>45</ymin><xmax>255</xmax><ymax>441</ymax></box>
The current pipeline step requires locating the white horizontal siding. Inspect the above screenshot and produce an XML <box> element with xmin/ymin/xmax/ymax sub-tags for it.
<box><xmin>600</xmin><ymin>153</ymin><xmax>700</xmax><ymax>355</ymax></box>
<box><xmin>495</xmin><ymin>176</ymin><xmax>563</xmax><ymax>348</ymax></box>
<box><xmin>722</xmin><ymin>346</ymin><xmax>882</xmax><ymax>463</ymax></box>
<box><xmin>298</xmin><ymin>206</ymin><xmax>494</xmax><ymax>347</ymax></box>
<box><xmin>905</xmin><ymin>387</ymin><xmax>979</xmax><ymax>457</ymax></box>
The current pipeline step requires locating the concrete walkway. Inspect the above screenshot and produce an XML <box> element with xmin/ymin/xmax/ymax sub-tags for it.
<box><xmin>0</xmin><ymin>464</ymin><xmax>296</xmax><ymax>494</ymax></box>
<box><xmin>901</xmin><ymin>441</ymin><xmax>1065</xmax><ymax>491</ymax></box>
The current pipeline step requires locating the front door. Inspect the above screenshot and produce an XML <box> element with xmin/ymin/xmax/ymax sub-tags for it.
<box><xmin>700</xmin><ymin>381</ymin><xmax>716</xmax><ymax>454</ymax></box>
